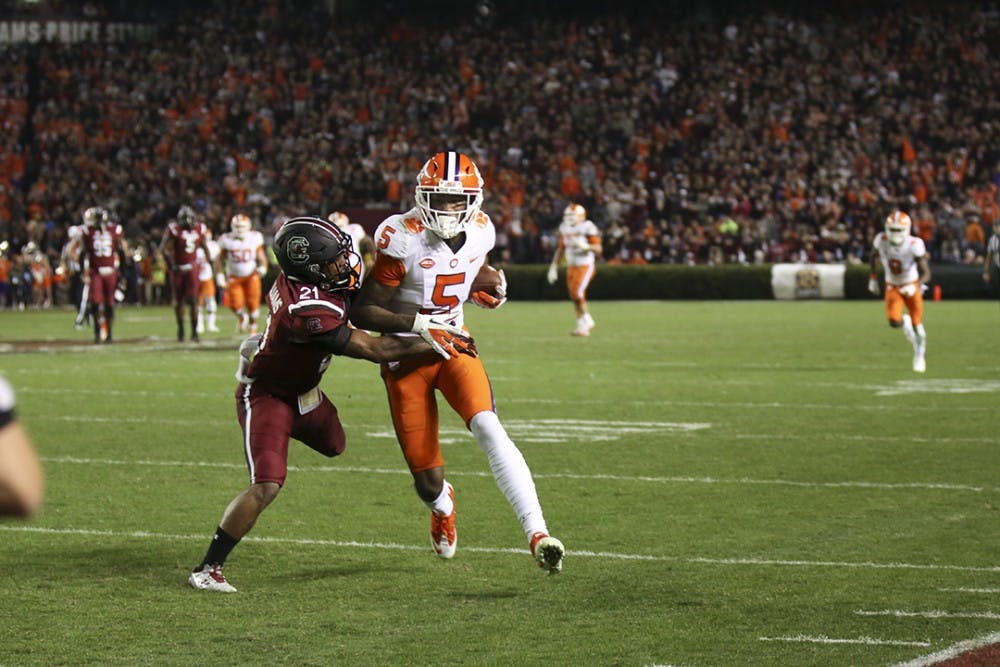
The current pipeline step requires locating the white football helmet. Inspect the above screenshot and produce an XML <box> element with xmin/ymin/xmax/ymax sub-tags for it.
<box><xmin>563</xmin><ymin>204</ymin><xmax>586</xmax><ymax>225</ymax></box>
<box><xmin>327</xmin><ymin>211</ymin><xmax>349</xmax><ymax>230</ymax></box>
<box><xmin>414</xmin><ymin>151</ymin><xmax>484</xmax><ymax>239</ymax></box>
<box><xmin>83</xmin><ymin>206</ymin><xmax>107</xmax><ymax>228</ymax></box>
<box><xmin>230</xmin><ymin>214</ymin><xmax>252</xmax><ymax>237</ymax></box>
<box><xmin>885</xmin><ymin>210</ymin><xmax>912</xmax><ymax>246</ymax></box>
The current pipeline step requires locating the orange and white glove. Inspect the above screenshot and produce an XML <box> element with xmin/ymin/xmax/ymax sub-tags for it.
<box><xmin>867</xmin><ymin>277</ymin><xmax>880</xmax><ymax>296</ymax></box>
<box><xmin>546</xmin><ymin>264</ymin><xmax>558</xmax><ymax>285</ymax></box>
<box><xmin>470</xmin><ymin>269</ymin><xmax>507</xmax><ymax>309</ymax></box>
<box><xmin>411</xmin><ymin>314</ymin><xmax>476</xmax><ymax>359</ymax></box>
<box><xmin>215</xmin><ymin>272</ymin><xmax>227</xmax><ymax>289</ymax></box>
<box><xmin>898</xmin><ymin>283</ymin><xmax>917</xmax><ymax>298</ymax></box>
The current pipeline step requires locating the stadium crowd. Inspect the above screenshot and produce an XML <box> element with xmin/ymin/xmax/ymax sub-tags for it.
<box><xmin>1</xmin><ymin>0</ymin><xmax>998</xmax><ymax>308</ymax></box>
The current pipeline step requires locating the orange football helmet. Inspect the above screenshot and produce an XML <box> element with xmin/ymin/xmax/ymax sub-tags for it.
<box><xmin>327</xmin><ymin>211</ymin><xmax>350</xmax><ymax>230</ymax></box>
<box><xmin>230</xmin><ymin>214</ymin><xmax>252</xmax><ymax>237</ymax></box>
<box><xmin>415</xmin><ymin>151</ymin><xmax>484</xmax><ymax>238</ymax></box>
<box><xmin>885</xmin><ymin>210</ymin><xmax>912</xmax><ymax>246</ymax></box>
<box><xmin>563</xmin><ymin>204</ymin><xmax>586</xmax><ymax>224</ymax></box>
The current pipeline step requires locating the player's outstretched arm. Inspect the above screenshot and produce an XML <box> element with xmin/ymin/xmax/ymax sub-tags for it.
<box><xmin>340</xmin><ymin>329</ymin><xmax>475</xmax><ymax>362</ymax></box>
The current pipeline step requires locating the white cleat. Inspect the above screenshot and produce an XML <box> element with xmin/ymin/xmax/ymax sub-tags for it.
<box><xmin>913</xmin><ymin>356</ymin><xmax>926</xmax><ymax>373</ymax></box>
<box><xmin>188</xmin><ymin>563</ymin><xmax>237</xmax><ymax>593</ymax></box>
<box><xmin>430</xmin><ymin>483</ymin><xmax>457</xmax><ymax>559</ymax></box>
<box><xmin>530</xmin><ymin>532</ymin><xmax>565</xmax><ymax>575</ymax></box>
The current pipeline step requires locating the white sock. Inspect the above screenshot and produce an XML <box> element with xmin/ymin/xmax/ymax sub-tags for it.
<box><xmin>901</xmin><ymin>314</ymin><xmax>915</xmax><ymax>343</ymax></box>
<box><xmin>583</xmin><ymin>312</ymin><xmax>594</xmax><ymax>327</ymax></box>
<box><xmin>205</xmin><ymin>299</ymin><xmax>217</xmax><ymax>330</ymax></box>
<box><xmin>469</xmin><ymin>411</ymin><xmax>547</xmax><ymax>538</ymax></box>
<box><xmin>914</xmin><ymin>324</ymin><xmax>926</xmax><ymax>355</ymax></box>
<box><xmin>423</xmin><ymin>481</ymin><xmax>454</xmax><ymax>516</ymax></box>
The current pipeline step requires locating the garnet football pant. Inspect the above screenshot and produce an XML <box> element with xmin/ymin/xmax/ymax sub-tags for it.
<box><xmin>235</xmin><ymin>383</ymin><xmax>346</xmax><ymax>486</ymax></box>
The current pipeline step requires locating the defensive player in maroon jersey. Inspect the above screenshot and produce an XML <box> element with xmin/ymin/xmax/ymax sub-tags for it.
<box><xmin>78</xmin><ymin>206</ymin><xmax>129</xmax><ymax>344</ymax></box>
<box><xmin>188</xmin><ymin>216</ymin><xmax>474</xmax><ymax>593</ymax></box>
<box><xmin>160</xmin><ymin>205</ymin><xmax>216</xmax><ymax>342</ymax></box>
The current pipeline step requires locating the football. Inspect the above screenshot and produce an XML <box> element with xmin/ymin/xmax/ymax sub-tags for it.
<box><xmin>470</xmin><ymin>264</ymin><xmax>504</xmax><ymax>296</ymax></box>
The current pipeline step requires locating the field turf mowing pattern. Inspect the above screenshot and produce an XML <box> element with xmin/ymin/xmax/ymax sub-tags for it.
<box><xmin>0</xmin><ymin>300</ymin><xmax>997</xmax><ymax>666</ymax></box>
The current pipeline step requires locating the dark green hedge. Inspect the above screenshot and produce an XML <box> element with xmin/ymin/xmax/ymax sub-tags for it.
<box><xmin>500</xmin><ymin>263</ymin><xmax>993</xmax><ymax>300</ymax></box>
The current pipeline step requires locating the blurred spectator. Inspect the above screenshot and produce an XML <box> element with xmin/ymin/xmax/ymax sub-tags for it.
<box><xmin>0</xmin><ymin>0</ymin><xmax>997</xmax><ymax>276</ymax></box>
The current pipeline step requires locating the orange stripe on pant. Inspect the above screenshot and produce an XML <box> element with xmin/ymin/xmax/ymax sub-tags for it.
<box><xmin>884</xmin><ymin>283</ymin><xmax>924</xmax><ymax>325</ymax></box>
<box><xmin>566</xmin><ymin>264</ymin><xmax>595</xmax><ymax>302</ymax></box>
<box><xmin>380</xmin><ymin>350</ymin><xmax>495</xmax><ymax>473</ymax></box>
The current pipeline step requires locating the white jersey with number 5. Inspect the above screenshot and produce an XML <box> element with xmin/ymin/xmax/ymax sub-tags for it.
<box><xmin>873</xmin><ymin>232</ymin><xmax>926</xmax><ymax>286</ymax></box>
<box><xmin>370</xmin><ymin>207</ymin><xmax>494</xmax><ymax>331</ymax></box>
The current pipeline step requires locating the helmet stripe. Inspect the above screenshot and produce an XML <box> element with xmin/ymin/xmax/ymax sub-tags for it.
<box><xmin>446</xmin><ymin>151</ymin><xmax>458</xmax><ymax>181</ymax></box>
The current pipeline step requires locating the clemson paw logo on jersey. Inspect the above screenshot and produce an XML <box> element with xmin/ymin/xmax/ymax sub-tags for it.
<box><xmin>287</xmin><ymin>237</ymin><xmax>310</xmax><ymax>263</ymax></box>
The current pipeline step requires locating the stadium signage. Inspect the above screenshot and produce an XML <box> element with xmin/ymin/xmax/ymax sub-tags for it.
<box><xmin>0</xmin><ymin>21</ymin><xmax>155</xmax><ymax>45</ymax></box>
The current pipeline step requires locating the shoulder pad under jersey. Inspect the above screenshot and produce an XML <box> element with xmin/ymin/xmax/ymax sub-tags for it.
<box><xmin>374</xmin><ymin>214</ymin><xmax>424</xmax><ymax>260</ymax></box>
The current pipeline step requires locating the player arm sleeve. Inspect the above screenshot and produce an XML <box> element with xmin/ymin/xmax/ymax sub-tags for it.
<box><xmin>300</xmin><ymin>324</ymin><xmax>354</xmax><ymax>355</ymax></box>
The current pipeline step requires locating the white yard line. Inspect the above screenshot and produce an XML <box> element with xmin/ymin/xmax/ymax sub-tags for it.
<box><xmin>39</xmin><ymin>456</ymin><xmax>986</xmax><ymax>493</ymax></box>
<box><xmin>938</xmin><ymin>587</ymin><xmax>1000</xmax><ymax>594</ymax></box>
<box><xmin>758</xmin><ymin>635</ymin><xmax>930</xmax><ymax>647</ymax></box>
<box><xmin>888</xmin><ymin>632</ymin><xmax>1000</xmax><ymax>667</ymax></box>
<box><xmin>2</xmin><ymin>524</ymin><xmax>998</xmax><ymax>573</ymax></box>
<box><xmin>856</xmin><ymin>609</ymin><xmax>1000</xmax><ymax>620</ymax></box>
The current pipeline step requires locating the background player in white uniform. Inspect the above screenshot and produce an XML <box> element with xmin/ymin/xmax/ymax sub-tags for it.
<box><xmin>219</xmin><ymin>214</ymin><xmax>268</xmax><ymax>333</ymax></box>
<box><xmin>352</xmin><ymin>150</ymin><xmax>565</xmax><ymax>574</ymax></box>
<box><xmin>328</xmin><ymin>211</ymin><xmax>373</xmax><ymax>281</ymax></box>
<box><xmin>547</xmin><ymin>203</ymin><xmax>602</xmax><ymax>336</ymax></box>
<box><xmin>196</xmin><ymin>234</ymin><xmax>222</xmax><ymax>333</ymax></box>
<box><xmin>869</xmin><ymin>210</ymin><xmax>932</xmax><ymax>372</ymax></box>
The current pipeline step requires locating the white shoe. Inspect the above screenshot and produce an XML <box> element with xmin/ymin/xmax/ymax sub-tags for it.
<box><xmin>208</xmin><ymin>325</ymin><xmax>220</xmax><ymax>333</ymax></box>
<box><xmin>430</xmin><ymin>483</ymin><xmax>457</xmax><ymax>559</ymax></box>
<box><xmin>571</xmin><ymin>327</ymin><xmax>590</xmax><ymax>337</ymax></box>
<box><xmin>188</xmin><ymin>563</ymin><xmax>237</xmax><ymax>593</ymax></box>
<box><xmin>530</xmin><ymin>532</ymin><xmax>565</xmax><ymax>574</ymax></box>
<box><xmin>913</xmin><ymin>356</ymin><xmax>926</xmax><ymax>373</ymax></box>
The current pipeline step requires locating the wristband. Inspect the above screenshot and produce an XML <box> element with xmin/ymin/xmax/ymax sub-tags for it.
<box><xmin>869</xmin><ymin>273</ymin><xmax>877</xmax><ymax>280</ymax></box>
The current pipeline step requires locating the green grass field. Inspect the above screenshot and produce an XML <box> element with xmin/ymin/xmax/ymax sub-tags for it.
<box><xmin>0</xmin><ymin>299</ymin><xmax>998</xmax><ymax>666</ymax></box>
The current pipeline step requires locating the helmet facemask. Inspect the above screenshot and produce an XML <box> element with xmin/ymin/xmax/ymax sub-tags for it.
<box><xmin>415</xmin><ymin>190</ymin><xmax>483</xmax><ymax>239</ymax></box>
<box><xmin>884</xmin><ymin>211</ymin><xmax>911</xmax><ymax>246</ymax></box>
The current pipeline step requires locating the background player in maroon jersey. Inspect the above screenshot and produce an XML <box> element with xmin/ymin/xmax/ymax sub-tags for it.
<box><xmin>189</xmin><ymin>216</ymin><xmax>473</xmax><ymax>593</ymax></box>
<box><xmin>77</xmin><ymin>206</ymin><xmax>129</xmax><ymax>344</ymax></box>
<box><xmin>160</xmin><ymin>205</ymin><xmax>217</xmax><ymax>342</ymax></box>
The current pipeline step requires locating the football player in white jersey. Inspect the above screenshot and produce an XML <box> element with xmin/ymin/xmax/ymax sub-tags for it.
<box><xmin>869</xmin><ymin>210</ymin><xmax>932</xmax><ymax>372</ymax></box>
<box><xmin>195</xmin><ymin>235</ymin><xmax>222</xmax><ymax>334</ymax></box>
<box><xmin>352</xmin><ymin>151</ymin><xmax>565</xmax><ymax>574</ymax></box>
<box><xmin>219</xmin><ymin>214</ymin><xmax>269</xmax><ymax>333</ymax></box>
<box><xmin>547</xmin><ymin>203</ymin><xmax>602</xmax><ymax>336</ymax></box>
<box><xmin>327</xmin><ymin>211</ymin><xmax>373</xmax><ymax>281</ymax></box>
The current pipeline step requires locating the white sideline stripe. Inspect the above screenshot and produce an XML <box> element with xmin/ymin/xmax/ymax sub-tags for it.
<box><xmin>758</xmin><ymin>635</ymin><xmax>930</xmax><ymax>647</ymax></box>
<box><xmin>15</xmin><ymin>386</ymin><xmax>995</xmax><ymax>413</ymax></box>
<box><xmin>38</xmin><ymin>456</ymin><xmax>986</xmax><ymax>492</ymax></box>
<box><xmin>856</xmin><ymin>609</ymin><xmax>1000</xmax><ymax>620</ymax></box>
<box><xmin>939</xmin><ymin>587</ymin><xmax>1000</xmax><ymax>594</ymax></box>
<box><xmin>1</xmin><ymin>525</ymin><xmax>998</xmax><ymax>573</ymax></box>
<box><xmin>688</xmin><ymin>558</ymin><xmax>1000</xmax><ymax>573</ymax></box>
<box><xmin>888</xmin><ymin>631</ymin><xmax>1000</xmax><ymax>667</ymax></box>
